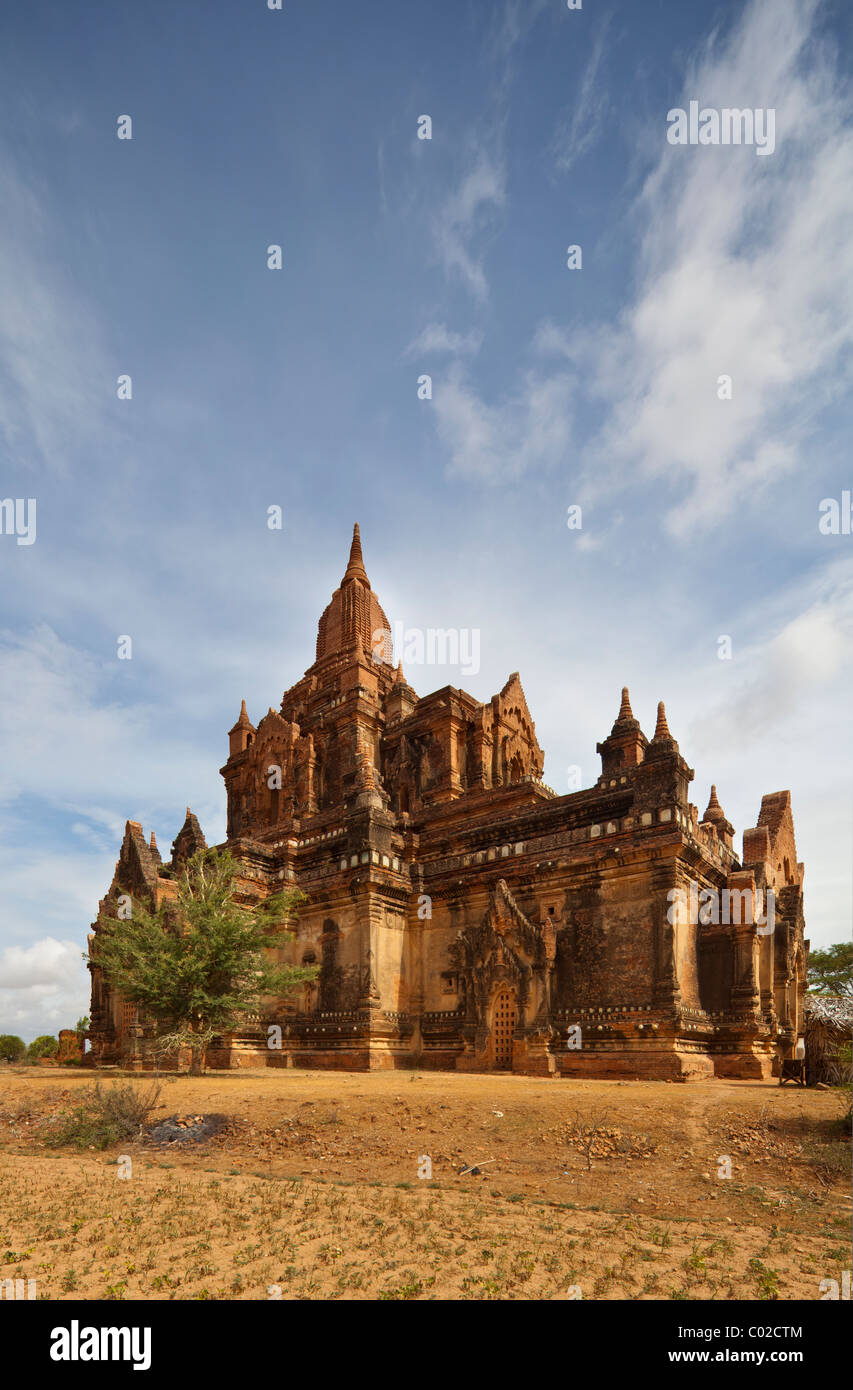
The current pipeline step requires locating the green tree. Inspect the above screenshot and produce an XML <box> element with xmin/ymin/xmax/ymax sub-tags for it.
<box><xmin>807</xmin><ymin>942</ymin><xmax>853</xmax><ymax>998</ymax></box>
<box><xmin>75</xmin><ymin>1016</ymin><xmax>90</xmax><ymax>1037</ymax></box>
<box><xmin>88</xmin><ymin>848</ymin><xmax>316</xmax><ymax>1075</ymax></box>
<box><xmin>28</xmin><ymin>1034</ymin><xmax>59</xmax><ymax>1060</ymax></box>
<box><xmin>0</xmin><ymin>1035</ymin><xmax>26</xmax><ymax>1062</ymax></box>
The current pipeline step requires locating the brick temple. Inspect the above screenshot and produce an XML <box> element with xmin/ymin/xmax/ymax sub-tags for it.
<box><xmin>87</xmin><ymin>525</ymin><xmax>808</xmax><ymax>1079</ymax></box>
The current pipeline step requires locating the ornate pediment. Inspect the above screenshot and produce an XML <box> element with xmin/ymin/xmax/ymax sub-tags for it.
<box><xmin>491</xmin><ymin>879</ymin><xmax>556</xmax><ymax>961</ymax></box>
<box><xmin>450</xmin><ymin>880</ymin><xmax>556</xmax><ymax>987</ymax></box>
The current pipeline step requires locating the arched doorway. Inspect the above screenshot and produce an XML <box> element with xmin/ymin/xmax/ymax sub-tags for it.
<box><xmin>491</xmin><ymin>988</ymin><xmax>517</xmax><ymax>1070</ymax></box>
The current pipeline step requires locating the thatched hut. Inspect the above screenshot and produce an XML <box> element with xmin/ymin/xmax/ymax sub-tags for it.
<box><xmin>803</xmin><ymin>994</ymin><xmax>853</xmax><ymax>1085</ymax></box>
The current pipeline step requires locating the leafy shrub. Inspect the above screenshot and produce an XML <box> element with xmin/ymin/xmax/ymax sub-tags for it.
<box><xmin>0</xmin><ymin>1035</ymin><xmax>26</xmax><ymax>1062</ymax></box>
<box><xmin>27</xmin><ymin>1035</ymin><xmax>59</xmax><ymax>1060</ymax></box>
<box><xmin>47</xmin><ymin>1081</ymin><xmax>162</xmax><ymax>1150</ymax></box>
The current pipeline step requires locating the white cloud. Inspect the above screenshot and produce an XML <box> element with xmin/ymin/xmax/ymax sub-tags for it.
<box><xmin>689</xmin><ymin>561</ymin><xmax>853</xmax><ymax>752</ymax></box>
<box><xmin>0</xmin><ymin>937</ymin><xmax>90</xmax><ymax>1044</ymax></box>
<box><xmin>430</xmin><ymin>154</ymin><xmax>506</xmax><ymax>302</ymax></box>
<box><xmin>428</xmin><ymin>0</ymin><xmax>853</xmax><ymax>532</ymax></box>
<box><xmin>585</xmin><ymin>0</ymin><xmax>853</xmax><ymax>534</ymax></box>
<box><xmin>0</xmin><ymin>937</ymin><xmax>82</xmax><ymax>990</ymax></box>
<box><xmin>434</xmin><ymin>361</ymin><xmax>575</xmax><ymax>483</ymax></box>
<box><xmin>404</xmin><ymin>323</ymin><xmax>483</xmax><ymax>357</ymax></box>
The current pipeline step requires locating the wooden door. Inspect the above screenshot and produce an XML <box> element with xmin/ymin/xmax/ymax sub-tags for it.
<box><xmin>492</xmin><ymin>989</ymin><xmax>516</xmax><ymax>1069</ymax></box>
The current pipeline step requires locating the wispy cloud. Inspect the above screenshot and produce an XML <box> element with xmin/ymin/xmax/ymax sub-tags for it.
<box><xmin>0</xmin><ymin>625</ymin><xmax>214</xmax><ymax>817</ymax></box>
<box><xmin>434</xmin><ymin>360</ymin><xmax>574</xmax><ymax>483</ymax></box>
<box><xmin>586</xmin><ymin>0</ymin><xmax>853</xmax><ymax>536</ymax></box>
<box><xmin>550</xmin><ymin>15</ymin><xmax>612</xmax><ymax>175</ymax></box>
<box><xmin>404</xmin><ymin>323</ymin><xmax>483</xmax><ymax>357</ymax></box>
<box><xmin>689</xmin><ymin>557</ymin><xmax>853</xmax><ymax>752</ymax></box>
<box><xmin>429</xmin><ymin>153</ymin><xmax>506</xmax><ymax>302</ymax></box>
<box><xmin>427</xmin><ymin>0</ymin><xmax>853</xmax><ymax>531</ymax></box>
<box><xmin>0</xmin><ymin>143</ymin><xmax>117</xmax><ymax>477</ymax></box>
<box><xmin>486</xmin><ymin>0</ymin><xmax>550</xmax><ymax>71</ymax></box>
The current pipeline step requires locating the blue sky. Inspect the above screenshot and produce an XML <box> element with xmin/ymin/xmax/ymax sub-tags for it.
<box><xmin>1</xmin><ymin>0</ymin><xmax>851</xmax><ymax>1041</ymax></box>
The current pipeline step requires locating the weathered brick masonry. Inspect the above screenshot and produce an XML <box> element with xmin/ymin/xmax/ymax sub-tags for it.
<box><xmin>87</xmin><ymin>526</ymin><xmax>807</xmax><ymax>1080</ymax></box>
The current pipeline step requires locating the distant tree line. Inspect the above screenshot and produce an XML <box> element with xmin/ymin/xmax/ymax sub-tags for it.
<box><xmin>0</xmin><ymin>1017</ymin><xmax>89</xmax><ymax>1064</ymax></box>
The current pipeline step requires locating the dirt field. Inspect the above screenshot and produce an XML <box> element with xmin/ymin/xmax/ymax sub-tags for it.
<box><xmin>0</xmin><ymin>1067</ymin><xmax>849</xmax><ymax>1301</ymax></box>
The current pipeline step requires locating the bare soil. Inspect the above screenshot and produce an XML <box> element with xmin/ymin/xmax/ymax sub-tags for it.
<box><xmin>0</xmin><ymin>1067</ymin><xmax>849</xmax><ymax>1301</ymax></box>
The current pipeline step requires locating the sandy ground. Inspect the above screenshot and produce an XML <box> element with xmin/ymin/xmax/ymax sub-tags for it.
<box><xmin>0</xmin><ymin>1067</ymin><xmax>849</xmax><ymax>1301</ymax></box>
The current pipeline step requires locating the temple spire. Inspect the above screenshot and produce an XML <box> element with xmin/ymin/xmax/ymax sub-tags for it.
<box><xmin>652</xmin><ymin>701</ymin><xmax>671</xmax><ymax>741</ymax></box>
<box><xmin>618</xmin><ymin>686</ymin><xmax>633</xmax><ymax>720</ymax></box>
<box><xmin>342</xmin><ymin>522</ymin><xmax>369</xmax><ymax>585</ymax></box>
<box><xmin>597</xmin><ymin>683</ymin><xmax>647</xmax><ymax>776</ymax></box>
<box><xmin>228</xmin><ymin>699</ymin><xmax>256</xmax><ymax>756</ymax></box>
<box><xmin>701</xmin><ymin>783</ymin><xmax>733</xmax><ymax>848</ymax></box>
<box><xmin>314</xmin><ymin>524</ymin><xmax>391</xmax><ymax>663</ymax></box>
<box><xmin>703</xmin><ymin>784</ymin><xmax>725</xmax><ymax>822</ymax></box>
<box><xmin>644</xmin><ymin>699</ymin><xmax>681</xmax><ymax>760</ymax></box>
<box><xmin>229</xmin><ymin>699</ymin><xmax>252</xmax><ymax>733</ymax></box>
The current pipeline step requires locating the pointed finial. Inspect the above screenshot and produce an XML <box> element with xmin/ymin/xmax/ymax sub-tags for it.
<box><xmin>395</xmin><ymin>659</ymin><xmax>405</xmax><ymax>684</ymax></box>
<box><xmin>704</xmin><ymin>785</ymin><xmax>725</xmax><ymax>822</ymax></box>
<box><xmin>186</xmin><ymin>805</ymin><xmax>192</xmax><ymax>819</ymax></box>
<box><xmin>343</xmin><ymin>522</ymin><xmax>369</xmax><ymax>584</ymax></box>
<box><xmin>652</xmin><ymin>701</ymin><xmax>671</xmax><ymax>740</ymax></box>
<box><xmin>229</xmin><ymin>699</ymin><xmax>256</xmax><ymax>736</ymax></box>
<box><xmin>617</xmin><ymin>686</ymin><xmax>633</xmax><ymax>721</ymax></box>
<box><xmin>150</xmin><ymin>831</ymin><xmax>158</xmax><ymax>849</ymax></box>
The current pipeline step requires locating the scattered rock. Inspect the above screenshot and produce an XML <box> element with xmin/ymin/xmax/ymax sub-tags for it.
<box><xmin>144</xmin><ymin>1113</ymin><xmax>229</xmax><ymax>1147</ymax></box>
